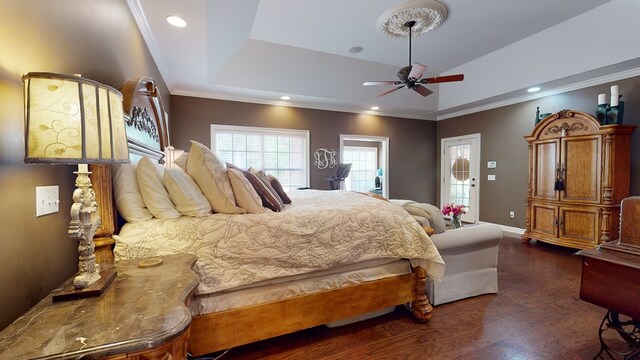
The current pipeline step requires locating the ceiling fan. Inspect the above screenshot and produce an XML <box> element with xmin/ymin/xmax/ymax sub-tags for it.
<box><xmin>363</xmin><ymin>20</ymin><xmax>464</xmax><ymax>97</ymax></box>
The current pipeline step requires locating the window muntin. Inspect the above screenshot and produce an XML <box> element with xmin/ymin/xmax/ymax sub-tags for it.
<box><xmin>211</xmin><ymin>125</ymin><xmax>309</xmax><ymax>191</ymax></box>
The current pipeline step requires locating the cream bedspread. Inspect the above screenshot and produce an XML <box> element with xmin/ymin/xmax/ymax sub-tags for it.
<box><xmin>114</xmin><ymin>190</ymin><xmax>444</xmax><ymax>295</ymax></box>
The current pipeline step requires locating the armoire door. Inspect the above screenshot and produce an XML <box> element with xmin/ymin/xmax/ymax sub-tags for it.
<box><xmin>558</xmin><ymin>205</ymin><xmax>600</xmax><ymax>245</ymax></box>
<box><xmin>531</xmin><ymin>203</ymin><xmax>558</xmax><ymax>236</ymax></box>
<box><xmin>532</xmin><ymin>139</ymin><xmax>560</xmax><ymax>201</ymax></box>
<box><xmin>561</xmin><ymin>135</ymin><xmax>601</xmax><ymax>203</ymax></box>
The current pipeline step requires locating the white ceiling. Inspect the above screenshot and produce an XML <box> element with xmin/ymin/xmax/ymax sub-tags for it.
<box><xmin>128</xmin><ymin>0</ymin><xmax>640</xmax><ymax>120</ymax></box>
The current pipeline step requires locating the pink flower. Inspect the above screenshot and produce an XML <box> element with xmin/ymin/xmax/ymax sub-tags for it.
<box><xmin>442</xmin><ymin>203</ymin><xmax>466</xmax><ymax>216</ymax></box>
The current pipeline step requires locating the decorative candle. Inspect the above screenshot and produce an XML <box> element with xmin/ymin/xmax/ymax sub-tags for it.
<box><xmin>598</xmin><ymin>93</ymin><xmax>606</xmax><ymax>105</ymax></box>
<box><xmin>611</xmin><ymin>85</ymin><xmax>619</xmax><ymax>106</ymax></box>
<box><xmin>78</xmin><ymin>164</ymin><xmax>89</xmax><ymax>173</ymax></box>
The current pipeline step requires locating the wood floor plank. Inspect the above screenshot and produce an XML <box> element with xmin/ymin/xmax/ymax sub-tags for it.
<box><xmin>196</xmin><ymin>235</ymin><xmax>606</xmax><ymax>359</ymax></box>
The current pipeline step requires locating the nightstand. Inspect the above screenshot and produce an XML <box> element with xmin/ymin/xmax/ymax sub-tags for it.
<box><xmin>0</xmin><ymin>254</ymin><xmax>198</xmax><ymax>360</ymax></box>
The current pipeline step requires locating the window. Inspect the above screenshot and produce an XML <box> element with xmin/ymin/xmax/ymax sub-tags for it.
<box><xmin>211</xmin><ymin>125</ymin><xmax>309</xmax><ymax>191</ymax></box>
<box><xmin>342</xmin><ymin>146</ymin><xmax>378</xmax><ymax>192</ymax></box>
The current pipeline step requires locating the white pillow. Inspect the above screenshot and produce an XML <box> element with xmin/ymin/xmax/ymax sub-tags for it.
<box><xmin>136</xmin><ymin>157</ymin><xmax>180</xmax><ymax>219</ymax></box>
<box><xmin>228</xmin><ymin>168</ymin><xmax>270</xmax><ymax>214</ymax></box>
<box><xmin>163</xmin><ymin>168</ymin><xmax>212</xmax><ymax>217</ymax></box>
<box><xmin>112</xmin><ymin>164</ymin><xmax>152</xmax><ymax>222</ymax></box>
<box><xmin>186</xmin><ymin>140</ymin><xmax>244</xmax><ymax>214</ymax></box>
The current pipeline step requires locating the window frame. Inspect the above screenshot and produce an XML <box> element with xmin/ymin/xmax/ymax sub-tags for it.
<box><xmin>342</xmin><ymin>145</ymin><xmax>379</xmax><ymax>192</ymax></box>
<box><xmin>210</xmin><ymin>124</ymin><xmax>310</xmax><ymax>189</ymax></box>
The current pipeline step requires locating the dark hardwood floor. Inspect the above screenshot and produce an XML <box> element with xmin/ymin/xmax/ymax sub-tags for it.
<box><xmin>201</xmin><ymin>234</ymin><xmax>606</xmax><ymax>359</ymax></box>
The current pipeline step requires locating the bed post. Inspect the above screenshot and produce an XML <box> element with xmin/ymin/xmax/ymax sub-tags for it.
<box><xmin>90</xmin><ymin>164</ymin><xmax>116</xmax><ymax>264</ymax></box>
<box><xmin>411</xmin><ymin>265</ymin><xmax>433</xmax><ymax>322</ymax></box>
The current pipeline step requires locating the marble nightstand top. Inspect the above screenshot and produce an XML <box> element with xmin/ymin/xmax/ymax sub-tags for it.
<box><xmin>0</xmin><ymin>254</ymin><xmax>198</xmax><ymax>359</ymax></box>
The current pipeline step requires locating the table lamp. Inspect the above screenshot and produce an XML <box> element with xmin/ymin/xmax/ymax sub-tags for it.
<box><xmin>23</xmin><ymin>72</ymin><xmax>129</xmax><ymax>300</ymax></box>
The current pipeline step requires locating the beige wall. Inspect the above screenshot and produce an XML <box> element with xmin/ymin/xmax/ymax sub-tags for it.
<box><xmin>170</xmin><ymin>96</ymin><xmax>438</xmax><ymax>201</ymax></box>
<box><xmin>437</xmin><ymin>76</ymin><xmax>640</xmax><ymax>226</ymax></box>
<box><xmin>0</xmin><ymin>0</ymin><xmax>167</xmax><ymax>329</ymax></box>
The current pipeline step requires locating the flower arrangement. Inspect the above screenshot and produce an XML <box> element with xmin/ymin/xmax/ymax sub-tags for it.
<box><xmin>442</xmin><ymin>203</ymin><xmax>466</xmax><ymax>229</ymax></box>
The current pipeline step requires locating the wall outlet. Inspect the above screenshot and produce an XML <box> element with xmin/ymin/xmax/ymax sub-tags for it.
<box><xmin>509</xmin><ymin>211</ymin><xmax>515</xmax><ymax>218</ymax></box>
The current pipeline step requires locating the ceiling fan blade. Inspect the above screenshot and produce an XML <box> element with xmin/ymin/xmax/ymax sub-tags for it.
<box><xmin>420</xmin><ymin>74</ymin><xmax>465</xmax><ymax>84</ymax></box>
<box><xmin>363</xmin><ymin>81</ymin><xmax>398</xmax><ymax>86</ymax></box>
<box><xmin>378</xmin><ymin>86</ymin><xmax>404</xmax><ymax>97</ymax></box>
<box><xmin>408</xmin><ymin>64</ymin><xmax>427</xmax><ymax>80</ymax></box>
<box><xmin>413</xmin><ymin>85</ymin><xmax>433</xmax><ymax>97</ymax></box>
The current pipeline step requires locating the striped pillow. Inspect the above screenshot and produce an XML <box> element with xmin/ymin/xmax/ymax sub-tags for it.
<box><xmin>249</xmin><ymin>168</ymin><xmax>284</xmax><ymax>207</ymax></box>
<box><xmin>244</xmin><ymin>170</ymin><xmax>283</xmax><ymax>212</ymax></box>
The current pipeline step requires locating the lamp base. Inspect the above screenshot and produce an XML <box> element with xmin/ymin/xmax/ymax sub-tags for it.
<box><xmin>52</xmin><ymin>265</ymin><xmax>117</xmax><ymax>302</ymax></box>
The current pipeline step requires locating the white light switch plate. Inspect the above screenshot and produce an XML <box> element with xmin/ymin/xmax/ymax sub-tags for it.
<box><xmin>487</xmin><ymin>174</ymin><xmax>496</xmax><ymax>181</ymax></box>
<box><xmin>36</xmin><ymin>186</ymin><xmax>59</xmax><ymax>217</ymax></box>
<box><xmin>487</xmin><ymin>161</ymin><xmax>497</xmax><ymax>169</ymax></box>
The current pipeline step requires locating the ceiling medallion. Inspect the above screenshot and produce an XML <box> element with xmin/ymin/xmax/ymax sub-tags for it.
<box><xmin>377</xmin><ymin>0</ymin><xmax>447</xmax><ymax>38</ymax></box>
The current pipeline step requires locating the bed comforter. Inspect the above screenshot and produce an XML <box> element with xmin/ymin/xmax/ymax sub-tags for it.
<box><xmin>114</xmin><ymin>190</ymin><xmax>444</xmax><ymax>295</ymax></box>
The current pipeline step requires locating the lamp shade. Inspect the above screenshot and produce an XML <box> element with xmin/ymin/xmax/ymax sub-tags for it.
<box><xmin>23</xmin><ymin>72</ymin><xmax>129</xmax><ymax>164</ymax></box>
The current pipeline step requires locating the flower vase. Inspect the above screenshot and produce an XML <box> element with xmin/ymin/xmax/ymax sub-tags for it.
<box><xmin>451</xmin><ymin>214</ymin><xmax>462</xmax><ymax>229</ymax></box>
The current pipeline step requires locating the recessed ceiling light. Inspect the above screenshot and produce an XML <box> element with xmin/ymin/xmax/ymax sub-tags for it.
<box><xmin>370</xmin><ymin>106</ymin><xmax>380</xmax><ymax>111</ymax></box>
<box><xmin>349</xmin><ymin>46</ymin><xmax>364</xmax><ymax>54</ymax></box>
<box><xmin>280</xmin><ymin>96</ymin><xmax>290</xmax><ymax>100</ymax></box>
<box><xmin>527</xmin><ymin>87</ymin><xmax>541</xmax><ymax>93</ymax></box>
<box><xmin>166</xmin><ymin>16</ymin><xmax>187</xmax><ymax>28</ymax></box>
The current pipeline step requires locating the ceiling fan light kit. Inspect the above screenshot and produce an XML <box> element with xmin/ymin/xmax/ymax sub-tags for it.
<box><xmin>377</xmin><ymin>0</ymin><xmax>447</xmax><ymax>39</ymax></box>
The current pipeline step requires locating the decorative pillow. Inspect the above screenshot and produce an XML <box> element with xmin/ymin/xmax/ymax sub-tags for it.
<box><xmin>244</xmin><ymin>170</ymin><xmax>283</xmax><ymax>212</ymax></box>
<box><xmin>267</xmin><ymin>174</ymin><xmax>291</xmax><ymax>204</ymax></box>
<box><xmin>402</xmin><ymin>202</ymin><xmax>446</xmax><ymax>234</ymax></box>
<box><xmin>163</xmin><ymin>168</ymin><xmax>212</xmax><ymax>217</ymax></box>
<box><xmin>136</xmin><ymin>157</ymin><xmax>181</xmax><ymax>219</ymax></box>
<box><xmin>173</xmin><ymin>152</ymin><xmax>189</xmax><ymax>170</ymax></box>
<box><xmin>228</xmin><ymin>168</ymin><xmax>270</xmax><ymax>213</ymax></box>
<box><xmin>186</xmin><ymin>141</ymin><xmax>244</xmax><ymax>214</ymax></box>
<box><xmin>112</xmin><ymin>163</ymin><xmax>152</xmax><ymax>222</ymax></box>
<box><xmin>249</xmin><ymin>168</ymin><xmax>284</xmax><ymax>207</ymax></box>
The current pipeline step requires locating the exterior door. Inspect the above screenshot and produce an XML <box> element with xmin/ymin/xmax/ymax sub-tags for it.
<box><xmin>441</xmin><ymin>134</ymin><xmax>480</xmax><ymax>223</ymax></box>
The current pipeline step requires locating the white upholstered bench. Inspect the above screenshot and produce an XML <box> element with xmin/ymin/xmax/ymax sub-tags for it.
<box><xmin>390</xmin><ymin>200</ymin><xmax>502</xmax><ymax>306</ymax></box>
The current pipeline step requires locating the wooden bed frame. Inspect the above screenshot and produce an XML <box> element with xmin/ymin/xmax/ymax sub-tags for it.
<box><xmin>91</xmin><ymin>77</ymin><xmax>434</xmax><ymax>357</ymax></box>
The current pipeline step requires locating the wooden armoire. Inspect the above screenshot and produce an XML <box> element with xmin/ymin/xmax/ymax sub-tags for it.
<box><xmin>522</xmin><ymin>109</ymin><xmax>636</xmax><ymax>249</ymax></box>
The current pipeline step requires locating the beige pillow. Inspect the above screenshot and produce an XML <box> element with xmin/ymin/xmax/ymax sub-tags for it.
<box><xmin>186</xmin><ymin>141</ymin><xmax>244</xmax><ymax>214</ymax></box>
<box><xmin>173</xmin><ymin>152</ymin><xmax>189</xmax><ymax>170</ymax></box>
<box><xmin>136</xmin><ymin>157</ymin><xmax>181</xmax><ymax>219</ymax></box>
<box><xmin>163</xmin><ymin>168</ymin><xmax>212</xmax><ymax>217</ymax></box>
<box><xmin>402</xmin><ymin>202</ymin><xmax>446</xmax><ymax>234</ymax></box>
<box><xmin>228</xmin><ymin>168</ymin><xmax>270</xmax><ymax>214</ymax></box>
<box><xmin>112</xmin><ymin>163</ymin><xmax>152</xmax><ymax>222</ymax></box>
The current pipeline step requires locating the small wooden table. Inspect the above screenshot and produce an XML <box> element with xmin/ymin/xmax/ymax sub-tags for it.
<box><xmin>580</xmin><ymin>247</ymin><xmax>640</xmax><ymax>359</ymax></box>
<box><xmin>0</xmin><ymin>254</ymin><xmax>198</xmax><ymax>360</ymax></box>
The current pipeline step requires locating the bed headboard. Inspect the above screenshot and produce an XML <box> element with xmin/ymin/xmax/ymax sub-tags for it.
<box><xmin>91</xmin><ymin>77</ymin><xmax>170</xmax><ymax>264</ymax></box>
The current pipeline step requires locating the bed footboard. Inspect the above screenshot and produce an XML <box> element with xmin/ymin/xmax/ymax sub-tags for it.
<box><xmin>188</xmin><ymin>265</ymin><xmax>432</xmax><ymax>357</ymax></box>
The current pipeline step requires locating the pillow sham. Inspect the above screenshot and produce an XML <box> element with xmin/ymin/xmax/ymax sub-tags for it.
<box><xmin>163</xmin><ymin>168</ymin><xmax>212</xmax><ymax>217</ymax></box>
<box><xmin>402</xmin><ymin>202</ymin><xmax>446</xmax><ymax>234</ymax></box>
<box><xmin>173</xmin><ymin>152</ymin><xmax>189</xmax><ymax>170</ymax></box>
<box><xmin>228</xmin><ymin>168</ymin><xmax>270</xmax><ymax>214</ymax></box>
<box><xmin>112</xmin><ymin>163</ymin><xmax>152</xmax><ymax>222</ymax></box>
<box><xmin>249</xmin><ymin>168</ymin><xmax>284</xmax><ymax>207</ymax></box>
<box><xmin>186</xmin><ymin>140</ymin><xmax>245</xmax><ymax>214</ymax></box>
<box><xmin>136</xmin><ymin>156</ymin><xmax>181</xmax><ymax>219</ymax></box>
<box><xmin>244</xmin><ymin>170</ymin><xmax>283</xmax><ymax>212</ymax></box>
<box><xmin>267</xmin><ymin>174</ymin><xmax>291</xmax><ymax>204</ymax></box>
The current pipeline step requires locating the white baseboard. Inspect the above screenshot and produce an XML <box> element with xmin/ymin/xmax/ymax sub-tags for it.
<box><xmin>478</xmin><ymin>221</ymin><xmax>525</xmax><ymax>237</ymax></box>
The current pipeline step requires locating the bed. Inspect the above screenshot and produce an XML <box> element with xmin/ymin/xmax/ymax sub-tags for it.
<box><xmin>91</xmin><ymin>77</ymin><xmax>445</xmax><ymax>357</ymax></box>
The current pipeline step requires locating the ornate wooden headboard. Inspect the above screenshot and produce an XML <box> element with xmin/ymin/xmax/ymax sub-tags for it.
<box><xmin>91</xmin><ymin>77</ymin><xmax>170</xmax><ymax>263</ymax></box>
